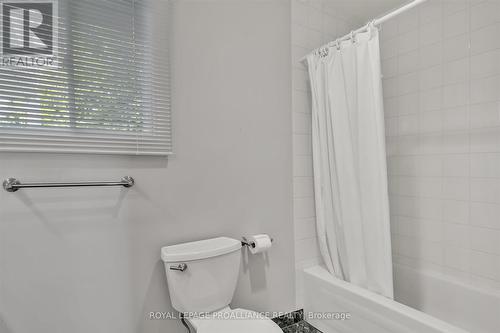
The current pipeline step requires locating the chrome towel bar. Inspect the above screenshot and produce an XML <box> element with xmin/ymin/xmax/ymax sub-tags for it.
<box><xmin>3</xmin><ymin>176</ymin><xmax>134</xmax><ymax>192</ymax></box>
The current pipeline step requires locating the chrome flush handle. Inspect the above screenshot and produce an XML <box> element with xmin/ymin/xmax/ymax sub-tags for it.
<box><xmin>170</xmin><ymin>263</ymin><xmax>188</xmax><ymax>272</ymax></box>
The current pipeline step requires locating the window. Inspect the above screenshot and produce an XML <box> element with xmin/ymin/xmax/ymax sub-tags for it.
<box><xmin>0</xmin><ymin>0</ymin><xmax>171</xmax><ymax>155</ymax></box>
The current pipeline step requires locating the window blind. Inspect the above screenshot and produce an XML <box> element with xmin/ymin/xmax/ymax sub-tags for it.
<box><xmin>0</xmin><ymin>0</ymin><xmax>172</xmax><ymax>155</ymax></box>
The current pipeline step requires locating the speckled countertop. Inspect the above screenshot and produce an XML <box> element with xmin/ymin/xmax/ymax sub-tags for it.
<box><xmin>272</xmin><ymin>310</ymin><xmax>323</xmax><ymax>333</ymax></box>
<box><xmin>281</xmin><ymin>321</ymin><xmax>322</xmax><ymax>333</ymax></box>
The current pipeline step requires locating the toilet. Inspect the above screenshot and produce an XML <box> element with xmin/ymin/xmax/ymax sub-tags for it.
<box><xmin>161</xmin><ymin>237</ymin><xmax>283</xmax><ymax>333</ymax></box>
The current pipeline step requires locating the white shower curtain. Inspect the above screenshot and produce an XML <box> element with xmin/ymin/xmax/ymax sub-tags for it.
<box><xmin>307</xmin><ymin>27</ymin><xmax>393</xmax><ymax>298</ymax></box>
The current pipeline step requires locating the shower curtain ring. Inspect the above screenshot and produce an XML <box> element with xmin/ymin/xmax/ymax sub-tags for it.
<box><xmin>368</xmin><ymin>20</ymin><xmax>377</xmax><ymax>37</ymax></box>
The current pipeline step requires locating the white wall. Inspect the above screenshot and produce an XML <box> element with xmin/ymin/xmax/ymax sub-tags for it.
<box><xmin>0</xmin><ymin>1</ymin><xmax>295</xmax><ymax>332</ymax></box>
<box><xmin>291</xmin><ymin>0</ymin><xmax>361</xmax><ymax>308</ymax></box>
<box><xmin>381</xmin><ymin>0</ymin><xmax>500</xmax><ymax>295</ymax></box>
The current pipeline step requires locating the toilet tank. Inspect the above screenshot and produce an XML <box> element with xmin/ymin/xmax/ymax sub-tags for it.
<box><xmin>161</xmin><ymin>237</ymin><xmax>242</xmax><ymax>313</ymax></box>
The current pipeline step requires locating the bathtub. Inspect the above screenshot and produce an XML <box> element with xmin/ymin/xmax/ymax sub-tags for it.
<box><xmin>302</xmin><ymin>265</ymin><xmax>471</xmax><ymax>333</ymax></box>
<box><xmin>393</xmin><ymin>264</ymin><xmax>500</xmax><ymax>333</ymax></box>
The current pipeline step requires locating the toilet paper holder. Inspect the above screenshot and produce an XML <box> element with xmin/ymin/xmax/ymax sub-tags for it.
<box><xmin>241</xmin><ymin>236</ymin><xmax>274</xmax><ymax>248</ymax></box>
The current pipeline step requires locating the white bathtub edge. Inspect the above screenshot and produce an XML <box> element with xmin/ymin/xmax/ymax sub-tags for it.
<box><xmin>303</xmin><ymin>265</ymin><xmax>469</xmax><ymax>333</ymax></box>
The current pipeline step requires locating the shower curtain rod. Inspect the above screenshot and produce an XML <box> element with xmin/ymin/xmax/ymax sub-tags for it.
<box><xmin>300</xmin><ymin>0</ymin><xmax>428</xmax><ymax>63</ymax></box>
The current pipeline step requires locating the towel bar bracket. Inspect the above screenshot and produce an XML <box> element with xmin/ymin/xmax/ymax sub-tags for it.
<box><xmin>3</xmin><ymin>178</ymin><xmax>20</xmax><ymax>192</ymax></box>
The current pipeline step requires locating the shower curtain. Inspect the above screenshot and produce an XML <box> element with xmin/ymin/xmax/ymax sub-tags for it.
<box><xmin>306</xmin><ymin>27</ymin><xmax>393</xmax><ymax>298</ymax></box>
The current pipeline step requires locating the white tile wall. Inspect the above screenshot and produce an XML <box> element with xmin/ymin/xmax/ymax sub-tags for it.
<box><xmin>382</xmin><ymin>0</ymin><xmax>500</xmax><ymax>291</ymax></box>
<box><xmin>291</xmin><ymin>0</ymin><xmax>361</xmax><ymax>308</ymax></box>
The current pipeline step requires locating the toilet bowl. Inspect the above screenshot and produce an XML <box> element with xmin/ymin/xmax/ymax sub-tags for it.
<box><xmin>187</xmin><ymin>307</ymin><xmax>282</xmax><ymax>333</ymax></box>
<box><xmin>161</xmin><ymin>237</ymin><xmax>282</xmax><ymax>333</ymax></box>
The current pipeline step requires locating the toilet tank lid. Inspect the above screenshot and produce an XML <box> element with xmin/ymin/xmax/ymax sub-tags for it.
<box><xmin>161</xmin><ymin>237</ymin><xmax>241</xmax><ymax>262</ymax></box>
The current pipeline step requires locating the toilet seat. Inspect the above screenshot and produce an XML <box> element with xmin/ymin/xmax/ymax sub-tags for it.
<box><xmin>187</xmin><ymin>308</ymin><xmax>282</xmax><ymax>333</ymax></box>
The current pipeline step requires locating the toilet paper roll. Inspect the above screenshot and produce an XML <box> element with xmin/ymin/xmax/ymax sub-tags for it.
<box><xmin>248</xmin><ymin>234</ymin><xmax>272</xmax><ymax>254</ymax></box>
